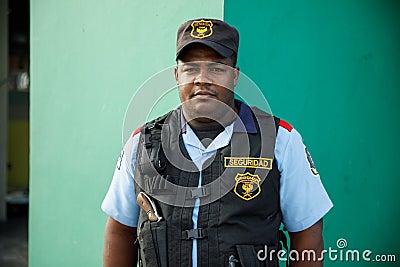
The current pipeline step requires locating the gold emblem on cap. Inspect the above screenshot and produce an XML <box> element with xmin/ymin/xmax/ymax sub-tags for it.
<box><xmin>190</xmin><ymin>19</ymin><xmax>213</xmax><ymax>39</ymax></box>
<box><xmin>234</xmin><ymin>172</ymin><xmax>261</xmax><ymax>201</ymax></box>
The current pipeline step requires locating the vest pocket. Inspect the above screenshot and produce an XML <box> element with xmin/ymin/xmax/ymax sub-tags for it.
<box><xmin>138</xmin><ymin>220</ymin><xmax>168</xmax><ymax>267</ymax></box>
<box><xmin>233</xmin><ymin>244</ymin><xmax>279</xmax><ymax>267</ymax></box>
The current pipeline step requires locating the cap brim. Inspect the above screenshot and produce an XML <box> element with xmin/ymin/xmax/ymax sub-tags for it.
<box><xmin>176</xmin><ymin>40</ymin><xmax>235</xmax><ymax>59</ymax></box>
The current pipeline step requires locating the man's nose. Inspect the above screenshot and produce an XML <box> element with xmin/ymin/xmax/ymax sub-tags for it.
<box><xmin>194</xmin><ymin>69</ymin><xmax>212</xmax><ymax>86</ymax></box>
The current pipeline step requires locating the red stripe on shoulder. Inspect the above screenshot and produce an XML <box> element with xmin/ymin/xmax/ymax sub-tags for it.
<box><xmin>132</xmin><ymin>126</ymin><xmax>142</xmax><ymax>136</ymax></box>
<box><xmin>279</xmin><ymin>120</ymin><xmax>293</xmax><ymax>132</ymax></box>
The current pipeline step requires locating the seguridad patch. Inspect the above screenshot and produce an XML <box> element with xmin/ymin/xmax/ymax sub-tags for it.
<box><xmin>224</xmin><ymin>157</ymin><xmax>272</xmax><ymax>170</ymax></box>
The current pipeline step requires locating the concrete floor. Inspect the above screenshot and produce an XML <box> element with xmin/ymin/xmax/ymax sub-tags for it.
<box><xmin>0</xmin><ymin>204</ymin><xmax>28</xmax><ymax>267</ymax></box>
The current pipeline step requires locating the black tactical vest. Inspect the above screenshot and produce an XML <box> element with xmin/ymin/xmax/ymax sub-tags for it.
<box><xmin>134</xmin><ymin>106</ymin><xmax>284</xmax><ymax>267</ymax></box>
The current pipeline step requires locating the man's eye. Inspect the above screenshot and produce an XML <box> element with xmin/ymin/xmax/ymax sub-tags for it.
<box><xmin>183</xmin><ymin>68</ymin><xmax>199</xmax><ymax>72</ymax></box>
<box><xmin>209</xmin><ymin>67</ymin><xmax>226</xmax><ymax>72</ymax></box>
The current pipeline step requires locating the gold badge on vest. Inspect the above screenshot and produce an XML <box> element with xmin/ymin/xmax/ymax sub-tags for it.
<box><xmin>234</xmin><ymin>172</ymin><xmax>261</xmax><ymax>201</ymax></box>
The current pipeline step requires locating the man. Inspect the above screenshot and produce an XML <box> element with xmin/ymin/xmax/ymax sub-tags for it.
<box><xmin>102</xmin><ymin>18</ymin><xmax>333</xmax><ymax>267</ymax></box>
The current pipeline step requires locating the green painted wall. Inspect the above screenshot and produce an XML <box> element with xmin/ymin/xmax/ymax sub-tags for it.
<box><xmin>29</xmin><ymin>1</ymin><xmax>223</xmax><ymax>266</ymax></box>
<box><xmin>225</xmin><ymin>0</ymin><xmax>399</xmax><ymax>266</ymax></box>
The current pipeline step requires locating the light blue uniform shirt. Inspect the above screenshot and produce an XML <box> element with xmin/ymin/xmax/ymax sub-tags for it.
<box><xmin>182</xmin><ymin>122</ymin><xmax>234</xmax><ymax>267</ymax></box>
<box><xmin>102</xmin><ymin>103</ymin><xmax>333</xmax><ymax>266</ymax></box>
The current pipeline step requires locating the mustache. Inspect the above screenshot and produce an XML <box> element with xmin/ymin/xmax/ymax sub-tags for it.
<box><xmin>192</xmin><ymin>87</ymin><xmax>217</xmax><ymax>97</ymax></box>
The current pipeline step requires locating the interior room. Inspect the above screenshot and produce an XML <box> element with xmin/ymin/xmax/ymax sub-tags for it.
<box><xmin>0</xmin><ymin>0</ymin><xmax>30</xmax><ymax>266</ymax></box>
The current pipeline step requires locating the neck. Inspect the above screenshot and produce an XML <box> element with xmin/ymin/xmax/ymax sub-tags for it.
<box><xmin>184</xmin><ymin>103</ymin><xmax>238</xmax><ymax>128</ymax></box>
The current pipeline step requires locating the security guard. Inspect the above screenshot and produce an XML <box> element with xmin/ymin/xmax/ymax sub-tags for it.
<box><xmin>102</xmin><ymin>18</ymin><xmax>333</xmax><ymax>267</ymax></box>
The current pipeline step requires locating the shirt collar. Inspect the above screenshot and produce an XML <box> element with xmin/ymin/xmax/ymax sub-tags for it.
<box><xmin>180</xmin><ymin>99</ymin><xmax>257</xmax><ymax>134</ymax></box>
<box><xmin>184</xmin><ymin>122</ymin><xmax>234</xmax><ymax>153</ymax></box>
<box><xmin>232</xmin><ymin>99</ymin><xmax>257</xmax><ymax>133</ymax></box>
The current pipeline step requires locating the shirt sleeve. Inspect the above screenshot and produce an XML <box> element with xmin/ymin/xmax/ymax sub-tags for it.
<box><xmin>101</xmin><ymin>133</ymin><xmax>141</xmax><ymax>227</ymax></box>
<box><xmin>275</xmin><ymin>126</ymin><xmax>333</xmax><ymax>232</ymax></box>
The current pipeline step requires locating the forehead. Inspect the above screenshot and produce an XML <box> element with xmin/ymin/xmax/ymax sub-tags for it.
<box><xmin>178</xmin><ymin>43</ymin><xmax>228</xmax><ymax>63</ymax></box>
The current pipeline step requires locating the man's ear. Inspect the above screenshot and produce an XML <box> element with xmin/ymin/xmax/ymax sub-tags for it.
<box><xmin>174</xmin><ymin>66</ymin><xmax>179</xmax><ymax>85</ymax></box>
<box><xmin>233</xmin><ymin>66</ymin><xmax>240</xmax><ymax>87</ymax></box>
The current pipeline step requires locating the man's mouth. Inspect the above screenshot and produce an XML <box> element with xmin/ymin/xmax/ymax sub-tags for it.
<box><xmin>192</xmin><ymin>90</ymin><xmax>217</xmax><ymax>98</ymax></box>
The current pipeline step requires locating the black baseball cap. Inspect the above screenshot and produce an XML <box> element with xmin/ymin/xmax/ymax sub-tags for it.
<box><xmin>176</xmin><ymin>18</ymin><xmax>239</xmax><ymax>60</ymax></box>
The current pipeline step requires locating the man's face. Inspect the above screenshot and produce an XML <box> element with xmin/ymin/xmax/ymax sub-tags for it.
<box><xmin>174</xmin><ymin>43</ymin><xmax>239</xmax><ymax>126</ymax></box>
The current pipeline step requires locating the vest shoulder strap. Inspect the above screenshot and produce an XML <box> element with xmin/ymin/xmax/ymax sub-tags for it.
<box><xmin>141</xmin><ymin>111</ymin><xmax>174</xmax><ymax>172</ymax></box>
<box><xmin>249</xmin><ymin>106</ymin><xmax>280</xmax><ymax>131</ymax></box>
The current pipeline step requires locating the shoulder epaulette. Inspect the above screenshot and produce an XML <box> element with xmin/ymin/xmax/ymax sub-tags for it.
<box><xmin>279</xmin><ymin>120</ymin><xmax>293</xmax><ymax>132</ymax></box>
<box><xmin>132</xmin><ymin>126</ymin><xmax>142</xmax><ymax>136</ymax></box>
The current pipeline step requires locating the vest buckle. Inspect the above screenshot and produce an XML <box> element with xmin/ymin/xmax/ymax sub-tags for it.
<box><xmin>182</xmin><ymin>228</ymin><xmax>207</xmax><ymax>239</ymax></box>
<box><xmin>190</xmin><ymin>187</ymin><xmax>207</xmax><ymax>198</ymax></box>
